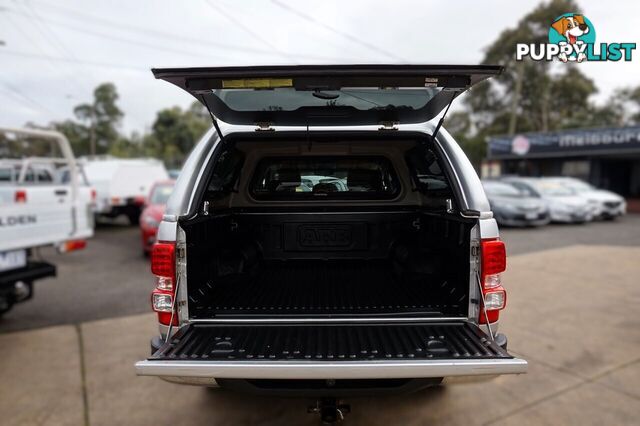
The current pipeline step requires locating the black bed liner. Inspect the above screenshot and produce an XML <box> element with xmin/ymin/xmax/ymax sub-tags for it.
<box><xmin>188</xmin><ymin>260</ymin><xmax>466</xmax><ymax>319</ymax></box>
<box><xmin>150</xmin><ymin>322</ymin><xmax>511</xmax><ymax>362</ymax></box>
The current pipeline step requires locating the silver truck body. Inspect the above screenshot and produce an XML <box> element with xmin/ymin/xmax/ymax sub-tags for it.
<box><xmin>135</xmin><ymin>65</ymin><xmax>527</xmax><ymax>388</ymax></box>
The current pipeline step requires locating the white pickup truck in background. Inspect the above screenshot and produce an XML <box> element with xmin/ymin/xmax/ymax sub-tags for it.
<box><xmin>0</xmin><ymin>127</ymin><xmax>94</xmax><ymax>317</ymax></box>
<box><xmin>81</xmin><ymin>157</ymin><xmax>169</xmax><ymax>224</ymax></box>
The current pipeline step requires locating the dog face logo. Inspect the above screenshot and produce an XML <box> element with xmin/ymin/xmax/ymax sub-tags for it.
<box><xmin>551</xmin><ymin>15</ymin><xmax>589</xmax><ymax>44</ymax></box>
<box><xmin>549</xmin><ymin>13</ymin><xmax>596</xmax><ymax>62</ymax></box>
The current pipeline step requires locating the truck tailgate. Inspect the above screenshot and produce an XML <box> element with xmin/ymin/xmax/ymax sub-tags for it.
<box><xmin>136</xmin><ymin>322</ymin><xmax>527</xmax><ymax>379</ymax></box>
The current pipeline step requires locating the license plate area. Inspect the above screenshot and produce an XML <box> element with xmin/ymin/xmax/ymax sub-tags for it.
<box><xmin>0</xmin><ymin>249</ymin><xmax>27</xmax><ymax>273</ymax></box>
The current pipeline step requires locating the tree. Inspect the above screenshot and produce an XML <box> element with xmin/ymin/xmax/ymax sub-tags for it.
<box><xmin>467</xmin><ymin>0</ymin><xmax>583</xmax><ymax>135</ymax></box>
<box><xmin>145</xmin><ymin>101</ymin><xmax>210</xmax><ymax>168</ymax></box>
<box><xmin>72</xmin><ymin>83</ymin><xmax>123</xmax><ymax>156</ymax></box>
<box><xmin>546</xmin><ymin>67</ymin><xmax>598</xmax><ymax>129</ymax></box>
<box><xmin>108</xmin><ymin>132</ymin><xmax>144</xmax><ymax>158</ymax></box>
<box><xmin>625</xmin><ymin>86</ymin><xmax>640</xmax><ymax>123</ymax></box>
<box><xmin>52</xmin><ymin>119</ymin><xmax>90</xmax><ymax>157</ymax></box>
<box><xmin>450</xmin><ymin>0</ymin><xmax>630</xmax><ymax>169</ymax></box>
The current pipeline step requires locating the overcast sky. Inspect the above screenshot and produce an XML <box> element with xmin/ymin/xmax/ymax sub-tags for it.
<box><xmin>1</xmin><ymin>0</ymin><xmax>639</xmax><ymax>134</ymax></box>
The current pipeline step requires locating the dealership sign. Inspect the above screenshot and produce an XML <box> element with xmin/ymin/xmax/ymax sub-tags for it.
<box><xmin>487</xmin><ymin>126</ymin><xmax>640</xmax><ymax>159</ymax></box>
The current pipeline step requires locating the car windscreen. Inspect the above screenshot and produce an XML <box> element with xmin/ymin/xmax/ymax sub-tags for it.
<box><xmin>0</xmin><ymin>168</ymin><xmax>14</xmax><ymax>182</ymax></box>
<box><xmin>250</xmin><ymin>156</ymin><xmax>399</xmax><ymax>200</ymax></box>
<box><xmin>150</xmin><ymin>184</ymin><xmax>174</xmax><ymax>204</ymax></box>
<box><xmin>483</xmin><ymin>182</ymin><xmax>523</xmax><ymax>197</ymax></box>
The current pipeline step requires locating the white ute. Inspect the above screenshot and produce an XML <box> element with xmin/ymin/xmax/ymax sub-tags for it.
<box><xmin>0</xmin><ymin>127</ymin><xmax>94</xmax><ymax>316</ymax></box>
<box><xmin>81</xmin><ymin>157</ymin><xmax>169</xmax><ymax>224</ymax></box>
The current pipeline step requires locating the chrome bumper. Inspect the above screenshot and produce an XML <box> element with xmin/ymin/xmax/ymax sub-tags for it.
<box><xmin>136</xmin><ymin>358</ymin><xmax>528</xmax><ymax>380</ymax></box>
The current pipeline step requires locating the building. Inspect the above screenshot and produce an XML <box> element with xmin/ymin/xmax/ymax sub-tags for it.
<box><xmin>485</xmin><ymin>125</ymin><xmax>640</xmax><ymax>200</ymax></box>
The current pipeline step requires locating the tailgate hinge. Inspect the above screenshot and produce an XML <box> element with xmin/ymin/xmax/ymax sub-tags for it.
<box><xmin>470</xmin><ymin>241</ymin><xmax>480</xmax><ymax>259</ymax></box>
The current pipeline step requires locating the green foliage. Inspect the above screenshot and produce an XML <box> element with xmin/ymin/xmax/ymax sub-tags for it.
<box><xmin>52</xmin><ymin>119</ymin><xmax>89</xmax><ymax>156</ymax></box>
<box><xmin>143</xmin><ymin>102</ymin><xmax>210</xmax><ymax>168</ymax></box>
<box><xmin>51</xmin><ymin>83</ymin><xmax>210</xmax><ymax>168</ymax></box>
<box><xmin>72</xmin><ymin>83</ymin><xmax>124</xmax><ymax>156</ymax></box>
<box><xmin>51</xmin><ymin>83</ymin><xmax>123</xmax><ymax>156</ymax></box>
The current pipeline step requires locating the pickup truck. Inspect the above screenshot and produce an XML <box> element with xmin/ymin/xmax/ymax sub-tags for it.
<box><xmin>81</xmin><ymin>157</ymin><xmax>169</xmax><ymax>224</ymax></box>
<box><xmin>134</xmin><ymin>65</ymin><xmax>528</xmax><ymax>422</ymax></box>
<box><xmin>0</xmin><ymin>127</ymin><xmax>94</xmax><ymax>316</ymax></box>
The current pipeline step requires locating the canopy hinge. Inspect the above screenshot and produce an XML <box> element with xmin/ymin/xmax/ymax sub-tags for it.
<box><xmin>378</xmin><ymin>121</ymin><xmax>399</xmax><ymax>131</ymax></box>
<box><xmin>255</xmin><ymin>122</ymin><xmax>275</xmax><ymax>132</ymax></box>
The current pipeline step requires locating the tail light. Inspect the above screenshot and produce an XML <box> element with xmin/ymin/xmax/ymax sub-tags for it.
<box><xmin>150</xmin><ymin>242</ymin><xmax>178</xmax><ymax>326</ymax></box>
<box><xmin>60</xmin><ymin>240</ymin><xmax>87</xmax><ymax>253</ymax></box>
<box><xmin>15</xmin><ymin>190</ymin><xmax>27</xmax><ymax>203</ymax></box>
<box><xmin>90</xmin><ymin>189</ymin><xmax>97</xmax><ymax>202</ymax></box>
<box><xmin>479</xmin><ymin>239</ymin><xmax>507</xmax><ymax>324</ymax></box>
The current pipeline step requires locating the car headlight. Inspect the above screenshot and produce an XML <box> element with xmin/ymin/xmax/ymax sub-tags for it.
<box><xmin>143</xmin><ymin>216</ymin><xmax>160</xmax><ymax>228</ymax></box>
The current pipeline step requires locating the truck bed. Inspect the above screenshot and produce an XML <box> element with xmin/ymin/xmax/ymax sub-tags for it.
<box><xmin>188</xmin><ymin>260</ymin><xmax>467</xmax><ymax>319</ymax></box>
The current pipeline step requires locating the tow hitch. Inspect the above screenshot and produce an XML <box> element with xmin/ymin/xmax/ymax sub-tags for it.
<box><xmin>308</xmin><ymin>398</ymin><xmax>350</xmax><ymax>424</ymax></box>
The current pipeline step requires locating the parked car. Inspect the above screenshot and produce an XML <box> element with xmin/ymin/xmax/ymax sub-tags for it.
<box><xmin>81</xmin><ymin>157</ymin><xmax>169</xmax><ymax>224</ymax></box>
<box><xmin>502</xmin><ymin>177</ymin><xmax>592</xmax><ymax>223</ymax></box>
<box><xmin>0</xmin><ymin>127</ymin><xmax>94</xmax><ymax>316</ymax></box>
<box><xmin>482</xmin><ymin>180</ymin><xmax>550</xmax><ymax>227</ymax></box>
<box><xmin>300</xmin><ymin>175</ymin><xmax>348</xmax><ymax>192</ymax></box>
<box><xmin>140</xmin><ymin>180</ymin><xmax>175</xmax><ymax>255</ymax></box>
<box><xmin>546</xmin><ymin>177</ymin><xmax>626</xmax><ymax>220</ymax></box>
<box><xmin>134</xmin><ymin>65</ymin><xmax>527</xmax><ymax>422</ymax></box>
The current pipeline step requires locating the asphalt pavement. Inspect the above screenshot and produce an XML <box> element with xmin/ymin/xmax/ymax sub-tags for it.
<box><xmin>1</xmin><ymin>214</ymin><xmax>639</xmax><ymax>333</ymax></box>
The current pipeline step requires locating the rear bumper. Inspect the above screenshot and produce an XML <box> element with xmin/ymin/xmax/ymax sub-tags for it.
<box><xmin>0</xmin><ymin>261</ymin><xmax>56</xmax><ymax>287</ymax></box>
<box><xmin>136</xmin><ymin>357</ymin><xmax>527</xmax><ymax>380</ymax></box>
<box><xmin>495</xmin><ymin>213</ymin><xmax>550</xmax><ymax>227</ymax></box>
<box><xmin>97</xmin><ymin>203</ymin><xmax>142</xmax><ymax>217</ymax></box>
<box><xmin>140</xmin><ymin>228</ymin><xmax>158</xmax><ymax>253</ymax></box>
<box><xmin>550</xmin><ymin>211</ymin><xmax>590</xmax><ymax>223</ymax></box>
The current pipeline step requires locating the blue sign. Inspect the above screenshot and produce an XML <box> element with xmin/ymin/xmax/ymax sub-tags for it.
<box><xmin>488</xmin><ymin>126</ymin><xmax>640</xmax><ymax>159</ymax></box>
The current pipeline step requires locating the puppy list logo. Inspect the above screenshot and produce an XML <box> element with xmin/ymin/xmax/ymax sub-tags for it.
<box><xmin>516</xmin><ymin>13</ymin><xmax>636</xmax><ymax>62</ymax></box>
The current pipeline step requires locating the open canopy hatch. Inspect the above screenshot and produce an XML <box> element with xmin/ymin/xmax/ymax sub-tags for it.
<box><xmin>152</xmin><ymin>65</ymin><xmax>502</xmax><ymax>127</ymax></box>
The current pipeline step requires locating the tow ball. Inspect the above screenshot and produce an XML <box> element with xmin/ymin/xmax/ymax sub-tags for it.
<box><xmin>308</xmin><ymin>398</ymin><xmax>351</xmax><ymax>424</ymax></box>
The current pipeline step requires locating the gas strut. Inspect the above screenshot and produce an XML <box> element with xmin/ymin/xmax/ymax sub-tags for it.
<box><xmin>200</xmin><ymin>94</ymin><xmax>227</xmax><ymax>144</ymax></box>
<box><xmin>431</xmin><ymin>89</ymin><xmax>457</xmax><ymax>139</ymax></box>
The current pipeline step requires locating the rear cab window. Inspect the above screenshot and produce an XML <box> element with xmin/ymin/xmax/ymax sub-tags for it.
<box><xmin>249</xmin><ymin>156</ymin><xmax>400</xmax><ymax>200</ymax></box>
<box><xmin>405</xmin><ymin>145</ymin><xmax>452</xmax><ymax>197</ymax></box>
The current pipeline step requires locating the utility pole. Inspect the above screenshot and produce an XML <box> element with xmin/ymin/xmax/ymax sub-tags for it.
<box><xmin>0</xmin><ymin>6</ymin><xmax>7</xmax><ymax>47</ymax></box>
<box><xmin>89</xmin><ymin>106</ymin><xmax>96</xmax><ymax>157</ymax></box>
<box><xmin>508</xmin><ymin>61</ymin><xmax>524</xmax><ymax>136</ymax></box>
